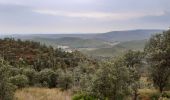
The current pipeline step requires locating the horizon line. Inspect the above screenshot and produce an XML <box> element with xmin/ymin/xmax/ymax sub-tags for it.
<box><xmin>0</xmin><ymin>28</ymin><xmax>165</xmax><ymax>35</ymax></box>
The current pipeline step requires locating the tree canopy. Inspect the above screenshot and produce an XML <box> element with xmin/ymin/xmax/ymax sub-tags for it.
<box><xmin>145</xmin><ymin>30</ymin><xmax>170</xmax><ymax>92</ymax></box>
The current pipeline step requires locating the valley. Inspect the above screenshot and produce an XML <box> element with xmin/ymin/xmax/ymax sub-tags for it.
<box><xmin>2</xmin><ymin>29</ymin><xmax>162</xmax><ymax>57</ymax></box>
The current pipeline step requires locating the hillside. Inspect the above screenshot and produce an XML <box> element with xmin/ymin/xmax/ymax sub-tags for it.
<box><xmin>0</xmin><ymin>38</ymin><xmax>90</xmax><ymax>71</ymax></box>
<box><xmin>0</xmin><ymin>29</ymin><xmax>163</xmax><ymax>58</ymax></box>
<box><xmin>95</xmin><ymin>29</ymin><xmax>162</xmax><ymax>41</ymax></box>
<box><xmin>82</xmin><ymin>40</ymin><xmax>147</xmax><ymax>57</ymax></box>
<box><xmin>31</xmin><ymin>37</ymin><xmax>110</xmax><ymax>48</ymax></box>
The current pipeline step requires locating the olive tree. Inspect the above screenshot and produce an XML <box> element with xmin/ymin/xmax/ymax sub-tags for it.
<box><xmin>58</xmin><ymin>70</ymin><xmax>73</xmax><ymax>91</ymax></box>
<box><xmin>89</xmin><ymin>59</ymin><xmax>131</xmax><ymax>100</ymax></box>
<box><xmin>123</xmin><ymin>50</ymin><xmax>143</xmax><ymax>100</ymax></box>
<box><xmin>9</xmin><ymin>75</ymin><xmax>29</xmax><ymax>88</ymax></box>
<box><xmin>145</xmin><ymin>30</ymin><xmax>170</xmax><ymax>92</ymax></box>
<box><xmin>38</xmin><ymin>68</ymin><xmax>59</xmax><ymax>88</ymax></box>
<box><xmin>0</xmin><ymin>58</ymin><xmax>15</xmax><ymax>100</ymax></box>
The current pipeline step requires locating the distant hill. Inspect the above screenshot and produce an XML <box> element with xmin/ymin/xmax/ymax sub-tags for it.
<box><xmin>95</xmin><ymin>29</ymin><xmax>163</xmax><ymax>42</ymax></box>
<box><xmin>82</xmin><ymin>39</ymin><xmax>147</xmax><ymax>57</ymax></box>
<box><xmin>0</xmin><ymin>34</ymin><xmax>96</xmax><ymax>40</ymax></box>
<box><xmin>1</xmin><ymin>29</ymin><xmax>163</xmax><ymax>42</ymax></box>
<box><xmin>0</xmin><ymin>29</ymin><xmax>164</xmax><ymax>57</ymax></box>
<box><xmin>31</xmin><ymin>37</ymin><xmax>110</xmax><ymax>48</ymax></box>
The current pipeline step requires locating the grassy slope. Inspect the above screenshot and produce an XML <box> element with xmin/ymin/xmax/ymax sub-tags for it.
<box><xmin>32</xmin><ymin>37</ymin><xmax>110</xmax><ymax>48</ymax></box>
<box><xmin>31</xmin><ymin>37</ymin><xmax>147</xmax><ymax>57</ymax></box>
<box><xmin>82</xmin><ymin>40</ymin><xmax>147</xmax><ymax>57</ymax></box>
<box><xmin>56</xmin><ymin>37</ymin><xmax>110</xmax><ymax>48</ymax></box>
<box><xmin>118</xmin><ymin>39</ymin><xmax>147</xmax><ymax>50</ymax></box>
<box><xmin>15</xmin><ymin>88</ymin><xmax>71</xmax><ymax>100</ymax></box>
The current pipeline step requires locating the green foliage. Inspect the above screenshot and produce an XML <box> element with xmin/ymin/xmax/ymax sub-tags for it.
<box><xmin>58</xmin><ymin>70</ymin><xmax>73</xmax><ymax>91</ymax></box>
<box><xmin>162</xmin><ymin>92</ymin><xmax>170</xmax><ymax>98</ymax></box>
<box><xmin>88</xmin><ymin>60</ymin><xmax>131</xmax><ymax>100</ymax></box>
<box><xmin>123</xmin><ymin>50</ymin><xmax>143</xmax><ymax>68</ymax></box>
<box><xmin>0</xmin><ymin>80</ymin><xmax>15</xmax><ymax>100</ymax></box>
<box><xmin>0</xmin><ymin>58</ymin><xmax>15</xmax><ymax>100</ymax></box>
<box><xmin>72</xmin><ymin>62</ymin><xmax>96</xmax><ymax>91</ymax></box>
<box><xmin>0</xmin><ymin>38</ymin><xmax>94</xmax><ymax>91</ymax></box>
<box><xmin>83</xmin><ymin>40</ymin><xmax>146</xmax><ymax>57</ymax></box>
<box><xmin>145</xmin><ymin>30</ymin><xmax>170</xmax><ymax>92</ymax></box>
<box><xmin>22</xmin><ymin>68</ymin><xmax>38</xmax><ymax>86</ymax></box>
<box><xmin>76</xmin><ymin>50</ymin><xmax>143</xmax><ymax>100</ymax></box>
<box><xmin>123</xmin><ymin>50</ymin><xmax>143</xmax><ymax>99</ymax></box>
<box><xmin>149</xmin><ymin>93</ymin><xmax>160</xmax><ymax>100</ymax></box>
<box><xmin>10</xmin><ymin>75</ymin><xmax>29</xmax><ymax>88</ymax></box>
<box><xmin>0</xmin><ymin>38</ymin><xmax>89</xmax><ymax>71</ymax></box>
<box><xmin>3</xmin><ymin>32</ymin><xmax>170</xmax><ymax>100</ymax></box>
<box><xmin>34</xmin><ymin>37</ymin><xmax>110</xmax><ymax>48</ymax></box>
<box><xmin>38</xmin><ymin>69</ymin><xmax>58</xmax><ymax>88</ymax></box>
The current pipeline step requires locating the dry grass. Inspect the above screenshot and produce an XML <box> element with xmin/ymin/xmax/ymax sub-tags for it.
<box><xmin>138</xmin><ymin>88</ymin><xmax>159</xmax><ymax>100</ymax></box>
<box><xmin>15</xmin><ymin>87</ymin><xmax>72</xmax><ymax>100</ymax></box>
<box><xmin>139</xmin><ymin>88</ymin><xmax>158</xmax><ymax>95</ymax></box>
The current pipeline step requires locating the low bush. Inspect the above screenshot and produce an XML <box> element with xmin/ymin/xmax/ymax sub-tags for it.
<box><xmin>162</xmin><ymin>92</ymin><xmax>170</xmax><ymax>98</ymax></box>
<box><xmin>10</xmin><ymin>75</ymin><xmax>29</xmax><ymax>88</ymax></box>
<box><xmin>150</xmin><ymin>93</ymin><xmax>160</xmax><ymax>100</ymax></box>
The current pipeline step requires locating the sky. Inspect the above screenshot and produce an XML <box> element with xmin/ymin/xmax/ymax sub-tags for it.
<box><xmin>0</xmin><ymin>0</ymin><xmax>169</xmax><ymax>34</ymax></box>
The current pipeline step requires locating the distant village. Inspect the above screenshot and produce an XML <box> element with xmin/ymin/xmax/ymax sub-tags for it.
<box><xmin>57</xmin><ymin>45</ymin><xmax>74</xmax><ymax>53</ymax></box>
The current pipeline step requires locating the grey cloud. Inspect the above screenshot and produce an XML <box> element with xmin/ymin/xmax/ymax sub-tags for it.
<box><xmin>0</xmin><ymin>0</ymin><xmax>169</xmax><ymax>33</ymax></box>
<box><xmin>0</xmin><ymin>4</ymin><xmax>64</xmax><ymax>26</ymax></box>
<box><xmin>139</xmin><ymin>11</ymin><xmax>170</xmax><ymax>24</ymax></box>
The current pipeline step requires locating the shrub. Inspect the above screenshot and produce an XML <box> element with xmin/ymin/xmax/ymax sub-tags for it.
<box><xmin>162</xmin><ymin>92</ymin><xmax>170</xmax><ymax>98</ymax></box>
<box><xmin>10</xmin><ymin>75</ymin><xmax>29</xmax><ymax>88</ymax></box>
<box><xmin>0</xmin><ymin>81</ymin><xmax>16</xmax><ymax>100</ymax></box>
<box><xmin>58</xmin><ymin>71</ymin><xmax>73</xmax><ymax>91</ymax></box>
<box><xmin>22</xmin><ymin>68</ymin><xmax>38</xmax><ymax>86</ymax></box>
<box><xmin>0</xmin><ymin>59</ymin><xmax>16</xmax><ymax>100</ymax></box>
<box><xmin>150</xmin><ymin>93</ymin><xmax>160</xmax><ymax>100</ymax></box>
<box><xmin>38</xmin><ymin>69</ymin><xmax>58</xmax><ymax>88</ymax></box>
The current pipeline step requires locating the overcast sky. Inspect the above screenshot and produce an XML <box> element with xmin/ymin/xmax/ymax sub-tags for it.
<box><xmin>0</xmin><ymin>0</ymin><xmax>169</xmax><ymax>34</ymax></box>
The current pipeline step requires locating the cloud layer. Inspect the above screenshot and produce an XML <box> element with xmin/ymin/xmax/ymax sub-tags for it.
<box><xmin>0</xmin><ymin>0</ymin><xmax>169</xmax><ymax>33</ymax></box>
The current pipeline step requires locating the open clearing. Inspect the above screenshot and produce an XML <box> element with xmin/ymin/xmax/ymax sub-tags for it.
<box><xmin>15</xmin><ymin>88</ymin><xmax>71</xmax><ymax>100</ymax></box>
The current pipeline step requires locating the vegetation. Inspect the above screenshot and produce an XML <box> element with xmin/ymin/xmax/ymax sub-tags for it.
<box><xmin>0</xmin><ymin>58</ymin><xmax>15</xmax><ymax>100</ymax></box>
<box><xmin>145</xmin><ymin>30</ymin><xmax>170</xmax><ymax>93</ymax></box>
<box><xmin>83</xmin><ymin>40</ymin><xmax>146</xmax><ymax>57</ymax></box>
<box><xmin>32</xmin><ymin>37</ymin><xmax>110</xmax><ymax>48</ymax></box>
<box><xmin>0</xmin><ymin>30</ymin><xmax>170</xmax><ymax>100</ymax></box>
<box><xmin>0</xmin><ymin>38</ymin><xmax>95</xmax><ymax>100</ymax></box>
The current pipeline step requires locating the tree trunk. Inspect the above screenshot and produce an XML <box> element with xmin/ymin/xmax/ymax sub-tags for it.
<box><xmin>133</xmin><ymin>90</ymin><xmax>138</xmax><ymax>100</ymax></box>
<box><xmin>159</xmin><ymin>86</ymin><xmax>163</xmax><ymax>93</ymax></box>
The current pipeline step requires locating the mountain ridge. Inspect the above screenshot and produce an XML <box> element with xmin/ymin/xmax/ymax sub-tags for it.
<box><xmin>1</xmin><ymin>29</ymin><xmax>163</xmax><ymax>41</ymax></box>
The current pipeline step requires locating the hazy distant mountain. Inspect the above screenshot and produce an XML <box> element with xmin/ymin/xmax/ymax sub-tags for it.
<box><xmin>95</xmin><ymin>29</ymin><xmax>163</xmax><ymax>41</ymax></box>
<box><xmin>1</xmin><ymin>29</ymin><xmax>163</xmax><ymax>42</ymax></box>
<box><xmin>1</xmin><ymin>34</ymin><xmax>96</xmax><ymax>40</ymax></box>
